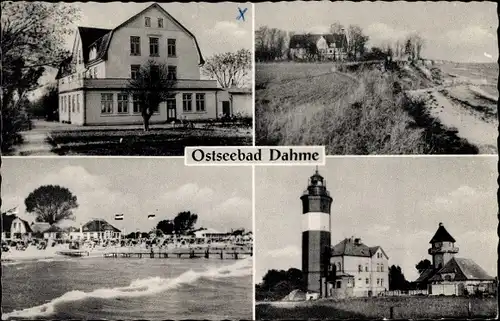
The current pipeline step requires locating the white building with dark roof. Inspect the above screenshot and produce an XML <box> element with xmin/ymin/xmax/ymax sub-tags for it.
<box><xmin>416</xmin><ymin>223</ymin><xmax>495</xmax><ymax>296</ymax></box>
<box><xmin>56</xmin><ymin>3</ymin><xmax>246</xmax><ymax>126</ymax></box>
<box><xmin>289</xmin><ymin>33</ymin><xmax>348</xmax><ymax>61</ymax></box>
<box><xmin>329</xmin><ymin>237</ymin><xmax>389</xmax><ymax>298</ymax></box>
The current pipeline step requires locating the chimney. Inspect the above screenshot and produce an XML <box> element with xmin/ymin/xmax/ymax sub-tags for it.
<box><xmin>354</xmin><ymin>238</ymin><xmax>361</xmax><ymax>245</ymax></box>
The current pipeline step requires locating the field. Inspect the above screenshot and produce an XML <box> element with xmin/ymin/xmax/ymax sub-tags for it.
<box><xmin>256</xmin><ymin>296</ymin><xmax>497</xmax><ymax>320</ymax></box>
<box><xmin>255</xmin><ymin>61</ymin><xmax>497</xmax><ymax>154</ymax></box>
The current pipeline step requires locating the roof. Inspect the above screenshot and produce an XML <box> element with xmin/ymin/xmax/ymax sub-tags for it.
<box><xmin>415</xmin><ymin>268</ymin><xmax>437</xmax><ymax>283</ymax></box>
<box><xmin>10</xmin><ymin>216</ymin><xmax>32</xmax><ymax>233</ymax></box>
<box><xmin>87</xmin><ymin>3</ymin><xmax>204</xmax><ymax>66</ymax></box>
<box><xmin>44</xmin><ymin>225</ymin><xmax>64</xmax><ymax>233</ymax></box>
<box><xmin>331</xmin><ymin>238</ymin><xmax>388</xmax><ymax>258</ymax></box>
<box><xmin>429</xmin><ymin>223</ymin><xmax>456</xmax><ymax>243</ymax></box>
<box><xmin>227</xmin><ymin>87</ymin><xmax>252</xmax><ymax>95</ymax></box>
<box><xmin>31</xmin><ymin>222</ymin><xmax>51</xmax><ymax>233</ymax></box>
<box><xmin>82</xmin><ymin>220</ymin><xmax>120</xmax><ymax>233</ymax></box>
<box><xmin>429</xmin><ymin>257</ymin><xmax>494</xmax><ymax>282</ymax></box>
<box><xmin>201</xmin><ymin>228</ymin><xmax>222</xmax><ymax>234</ymax></box>
<box><xmin>78</xmin><ymin>27</ymin><xmax>112</xmax><ymax>63</ymax></box>
<box><xmin>1</xmin><ymin>213</ymin><xmax>17</xmax><ymax>233</ymax></box>
<box><xmin>289</xmin><ymin>34</ymin><xmax>348</xmax><ymax>49</ymax></box>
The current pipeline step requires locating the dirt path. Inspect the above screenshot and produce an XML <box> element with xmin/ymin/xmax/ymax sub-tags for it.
<box><xmin>409</xmin><ymin>88</ymin><xmax>498</xmax><ymax>154</ymax></box>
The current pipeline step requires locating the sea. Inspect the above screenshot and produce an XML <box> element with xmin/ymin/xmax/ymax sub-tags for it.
<box><xmin>1</xmin><ymin>256</ymin><xmax>252</xmax><ymax>320</ymax></box>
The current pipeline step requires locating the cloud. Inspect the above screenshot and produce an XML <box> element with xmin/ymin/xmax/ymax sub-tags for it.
<box><xmin>365</xmin><ymin>23</ymin><xmax>410</xmax><ymax>46</ymax></box>
<box><xmin>267</xmin><ymin>245</ymin><xmax>301</xmax><ymax>259</ymax></box>
<box><xmin>444</xmin><ymin>26</ymin><xmax>496</xmax><ymax>47</ymax></box>
<box><xmin>206</xmin><ymin>21</ymin><xmax>248</xmax><ymax>39</ymax></box>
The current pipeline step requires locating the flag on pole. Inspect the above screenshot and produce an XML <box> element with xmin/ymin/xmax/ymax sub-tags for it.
<box><xmin>147</xmin><ymin>214</ymin><xmax>156</xmax><ymax>220</ymax></box>
<box><xmin>115</xmin><ymin>214</ymin><xmax>124</xmax><ymax>220</ymax></box>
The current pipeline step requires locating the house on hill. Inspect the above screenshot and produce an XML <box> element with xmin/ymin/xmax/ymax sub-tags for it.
<box><xmin>289</xmin><ymin>33</ymin><xmax>348</xmax><ymax>61</ymax></box>
<box><xmin>329</xmin><ymin>237</ymin><xmax>389</xmax><ymax>298</ymax></box>
<box><xmin>415</xmin><ymin>223</ymin><xmax>495</xmax><ymax>296</ymax></box>
<box><xmin>56</xmin><ymin>3</ymin><xmax>246</xmax><ymax>126</ymax></box>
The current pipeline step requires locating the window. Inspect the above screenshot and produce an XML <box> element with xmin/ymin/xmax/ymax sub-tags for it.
<box><xmin>117</xmin><ymin>93</ymin><xmax>129</xmax><ymax>113</ymax></box>
<box><xmin>131</xmin><ymin>65</ymin><xmax>140</xmax><ymax>79</ymax></box>
<box><xmin>195</xmin><ymin>93</ymin><xmax>205</xmax><ymax>111</ymax></box>
<box><xmin>72</xmin><ymin>96</ymin><xmax>75</xmax><ymax>112</ymax></box>
<box><xmin>130</xmin><ymin>36</ymin><xmax>141</xmax><ymax>56</ymax></box>
<box><xmin>132</xmin><ymin>94</ymin><xmax>141</xmax><ymax>113</ymax></box>
<box><xmin>376</xmin><ymin>278</ymin><xmax>380</xmax><ymax>285</ymax></box>
<box><xmin>167</xmin><ymin>39</ymin><xmax>176</xmax><ymax>57</ymax></box>
<box><xmin>358</xmin><ymin>265</ymin><xmax>363</xmax><ymax>272</ymax></box>
<box><xmin>149</xmin><ymin>37</ymin><xmax>159</xmax><ymax>56</ymax></box>
<box><xmin>68</xmin><ymin>96</ymin><xmax>72</xmax><ymax>112</ymax></box>
<box><xmin>150</xmin><ymin>65</ymin><xmax>160</xmax><ymax>81</ymax></box>
<box><xmin>337</xmin><ymin>262</ymin><xmax>341</xmax><ymax>272</ymax></box>
<box><xmin>365</xmin><ymin>278</ymin><xmax>369</xmax><ymax>285</ymax></box>
<box><xmin>93</xmin><ymin>68</ymin><xmax>97</xmax><ymax>78</ymax></box>
<box><xmin>158</xmin><ymin>18</ymin><xmax>164</xmax><ymax>28</ymax></box>
<box><xmin>101</xmin><ymin>93</ymin><xmax>113</xmax><ymax>114</ymax></box>
<box><xmin>167</xmin><ymin>65</ymin><xmax>177</xmax><ymax>80</ymax></box>
<box><xmin>376</xmin><ymin>264</ymin><xmax>380</xmax><ymax>272</ymax></box>
<box><xmin>60</xmin><ymin>97</ymin><xmax>63</xmax><ymax>111</ymax></box>
<box><xmin>183</xmin><ymin>94</ymin><xmax>192</xmax><ymax>111</ymax></box>
<box><xmin>381</xmin><ymin>279</ymin><xmax>384</xmax><ymax>287</ymax></box>
<box><xmin>145</xmin><ymin>17</ymin><xmax>151</xmax><ymax>27</ymax></box>
<box><xmin>380</xmin><ymin>265</ymin><xmax>384</xmax><ymax>272</ymax></box>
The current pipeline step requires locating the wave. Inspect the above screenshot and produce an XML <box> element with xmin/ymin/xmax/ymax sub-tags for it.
<box><xmin>2</xmin><ymin>257</ymin><xmax>252</xmax><ymax>320</ymax></box>
<box><xmin>1</xmin><ymin>257</ymin><xmax>70</xmax><ymax>266</ymax></box>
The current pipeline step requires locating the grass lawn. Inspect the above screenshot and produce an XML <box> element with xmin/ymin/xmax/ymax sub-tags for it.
<box><xmin>48</xmin><ymin>127</ymin><xmax>252</xmax><ymax>156</ymax></box>
<box><xmin>256</xmin><ymin>296</ymin><xmax>497</xmax><ymax>320</ymax></box>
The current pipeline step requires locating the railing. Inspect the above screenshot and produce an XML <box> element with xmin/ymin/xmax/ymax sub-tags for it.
<box><xmin>428</xmin><ymin>247</ymin><xmax>459</xmax><ymax>254</ymax></box>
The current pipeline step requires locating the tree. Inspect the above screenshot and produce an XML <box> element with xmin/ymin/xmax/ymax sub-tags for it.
<box><xmin>1</xmin><ymin>2</ymin><xmax>79</xmax><ymax>151</ymax></box>
<box><xmin>157</xmin><ymin>219</ymin><xmax>175</xmax><ymax>235</ymax></box>
<box><xmin>303</xmin><ymin>34</ymin><xmax>319</xmax><ymax>61</ymax></box>
<box><xmin>202</xmin><ymin>49</ymin><xmax>251</xmax><ymax>88</ymax></box>
<box><xmin>231</xmin><ymin>228</ymin><xmax>246</xmax><ymax>236</ymax></box>
<box><xmin>347</xmin><ymin>25</ymin><xmax>369</xmax><ymax>59</ymax></box>
<box><xmin>24</xmin><ymin>185</ymin><xmax>78</xmax><ymax>225</ymax></box>
<box><xmin>28</xmin><ymin>85</ymin><xmax>59</xmax><ymax>121</ymax></box>
<box><xmin>173</xmin><ymin>211</ymin><xmax>198</xmax><ymax>234</ymax></box>
<box><xmin>330</xmin><ymin>22</ymin><xmax>345</xmax><ymax>35</ymax></box>
<box><xmin>388</xmin><ymin>265</ymin><xmax>410</xmax><ymax>291</ymax></box>
<box><xmin>126</xmin><ymin>59</ymin><xmax>177</xmax><ymax>131</ymax></box>
<box><xmin>415</xmin><ymin>259</ymin><xmax>432</xmax><ymax>274</ymax></box>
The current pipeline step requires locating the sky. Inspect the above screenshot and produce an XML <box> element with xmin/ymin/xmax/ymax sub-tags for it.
<box><xmin>2</xmin><ymin>158</ymin><xmax>252</xmax><ymax>234</ymax></box>
<box><xmin>256</xmin><ymin>1</ymin><xmax>498</xmax><ymax>63</ymax></box>
<box><xmin>255</xmin><ymin>156</ymin><xmax>497</xmax><ymax>283</ymax></box>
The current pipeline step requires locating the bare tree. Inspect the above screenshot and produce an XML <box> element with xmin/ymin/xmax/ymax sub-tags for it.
<box><xmin>127</xmin><ymin>60</ymin><xmax>177</xmax><ymax>131</ymax></box>
<box><xmin>347</xmin><ymin>25</ymin><xmax>369</xmax><ymax>60</ymax></box>
<box><xmin>202</xmin><ymin>49</ymin><xmax>251</xmax><ymax>88</ymax></box>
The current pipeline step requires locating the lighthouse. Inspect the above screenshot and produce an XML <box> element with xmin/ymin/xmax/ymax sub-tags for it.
<box><xmin>300</xmin><ymin>168</ymin><xmax>333</xmax><ymax>295</ymax></box>
<box><xmin>428</xmin><ymin>222</ymin><xmax>459</xmax><ymax>269</ymax></box>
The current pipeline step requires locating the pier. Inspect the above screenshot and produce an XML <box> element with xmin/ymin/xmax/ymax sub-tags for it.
<box><xmin>103</xmin><ymin>248</ymin><xmax>252</xmax><ymax>260</ymax></box>
<box><xmin>57</xmin><ymin>250</ymin><xmax>90</xmax><ymax>257</ymax></box>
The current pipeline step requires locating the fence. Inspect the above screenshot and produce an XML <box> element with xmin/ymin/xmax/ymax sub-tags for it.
<box><xmin>379</xmin><ymin>289</ymin><xmax>428</xmax><ymax>297</ymax></box>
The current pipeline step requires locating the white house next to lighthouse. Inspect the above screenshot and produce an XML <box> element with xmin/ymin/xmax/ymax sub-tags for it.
<box><xmin>56</xmin><ymin>3</ymin><xmax>250</xmax><ymax>126</ymax></box>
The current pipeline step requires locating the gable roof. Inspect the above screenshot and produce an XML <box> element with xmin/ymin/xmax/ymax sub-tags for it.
<box><xmin>86</xmin><ymin>3</ymin><xmax>204</xmax><ymax>66</ymax></box>
<box><xmin>11</xmin><ymin>217</ymin><xmax>32</xmax><ymax>233</ymax></box>
<box><xmin>1</xmin><ymin>213</ymin><xmax>17</xmax><ymax>233</ymax></box>
<box><xmin>429</xmin><ymin>223</ymin><xmax>456</xmax><ymax>243</ymax></box>
<box><xmin>82</xmin><ymin>219</ymin><xmax>121</xmax><ymax>233</ymax></box>
<box><xmin>289</xmin><ymin>33</ymin><xmax>347</xmax><ymax>49</ymax></box>
<box><xmin>415</xmin><ymin>268</ymin><xmax>437</xmax><ymax>283</ymax></box>
<box><xmin>428</xmin><ymin>257</ymin><xmax>494</xmax><ymax>282</ymax></box>
<box><xmin>78</xmin><ymin>27</ymin><xmax>112</xmax><ymax>63</ymax></box>
<box><xmin>331</xmin><ymin>238</ymin><xmax>388</xmax><ymax>258</ymax></box>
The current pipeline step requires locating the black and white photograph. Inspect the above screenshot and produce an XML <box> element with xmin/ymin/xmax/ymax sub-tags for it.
<box><xmin>2</xmin><ymin>1</ymin><xmax>252</xmax><ymax>156</ymax></box>
<box><xmin>255</xmin><ymin>1</ymin><xmax>498</xmax><ymax>155</ymax></box>
<box><xmin>255</xmin><ymin>157</ymin><xmax>497</xmax><ymax>319</ymax></box>
<box><xmin>1</xmin><ymin>157</ymin><xmax>253</xmax><ymax>320</ymax></box>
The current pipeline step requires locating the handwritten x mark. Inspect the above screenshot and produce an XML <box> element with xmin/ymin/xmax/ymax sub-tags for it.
<box><xmin>236</xmin><ymin>7</ymin><xmax>247</xmax><ymax>21</ymax></box>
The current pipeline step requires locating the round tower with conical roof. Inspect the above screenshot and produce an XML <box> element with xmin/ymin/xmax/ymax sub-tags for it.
<box><xmin>428</xmin><ymin>222</ymin><xmax>459</xmax><ymax>269</ymax></box>
<box><xmin>300</xmin><ymin>168</ymin><xmax>333</xmax><ymax>294</ymax></box>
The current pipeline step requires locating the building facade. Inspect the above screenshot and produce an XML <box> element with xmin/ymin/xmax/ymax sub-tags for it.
<box><xmin>329</xmin><ymin>238</ymin><xmax>389</xmax><ymax>298</ymax></box>
<box><xmin>289</xmin><ymin>33</ymin><xmax>348</xmax><ymax>61</ymax></box>
<box><xmin>56</xmin><ymin>3</ymin><xmax>244</xmax><ymax>125</ymax></box>
<box><xmin>416</xmin><ymin>223</ymin><xmax>495</xmax><ymax>296</ymax></box>
<box><xmin>81</xmin><ymin>219</ymin><xmax>122</xmax><ymax>240</ymax></box>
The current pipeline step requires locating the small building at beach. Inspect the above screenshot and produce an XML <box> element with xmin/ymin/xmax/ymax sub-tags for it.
<box><xmin>81</xmin><ymin>219</ymin><xmax>122</xmax><ymax>240</ymax></box>
<box><xmin>415</xmin><ymin>223</ymin><xmax>495</xmax><ymax>296</ymax></box>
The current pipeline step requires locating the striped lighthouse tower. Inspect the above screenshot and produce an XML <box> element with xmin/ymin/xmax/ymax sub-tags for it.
<box><xmin>300</xmin><ymin>168</ymin><xmax>333</xmax><ymax>295</ymax></box>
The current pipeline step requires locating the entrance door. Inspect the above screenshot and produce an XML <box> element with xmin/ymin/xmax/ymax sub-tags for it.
<box><xmin>222</xmin><ymin>101</ymin><xmax>231</xmax><ymax>117</ymax></box>
<box><xmin>167</xmin><ymin>101</ymin><xmax>176</xmax><ymax>121</ymax></box>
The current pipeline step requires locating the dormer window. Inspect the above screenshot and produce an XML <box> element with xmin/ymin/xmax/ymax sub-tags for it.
<box><xmin>145</xmin><ymin>17</ymin><xmax>151</xmax><ymax>27</ymax></box>
<box><xmin>89</xmin><ymin>47</ymin><xmax>97</xmax><ymax>61</ymax></box>
<box><xmin>158</xmin><ymin>18</ymin><xmax>164</xmax><ymax>28</ymax></box>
